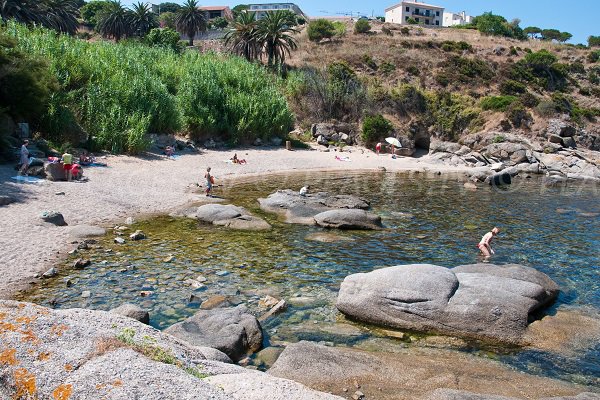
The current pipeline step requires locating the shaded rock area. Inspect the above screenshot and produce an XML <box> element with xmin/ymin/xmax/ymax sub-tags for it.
<box><xmin>258</xmin><ymin>189</ymin><xmax>371</xmax><ymax>225</ymax></box>
<box><xmin>314</xmin><ymin>209</ymin><xmax>383</xmax><ymax>230</ymax></box>
<box><xmin>336</xmin><ymin>264</ymin><xmax>559</xmax><ymax>345</ymax></box>
<box><xmin>195</xmin><ymin>204</ymin><xmax>271</xmax><ymax>231</ymax></box>
<box><xmin>268</xmin><ymin>341</ymin><xmax>595</xmax><ymax>400</ymax></box>
<box><xmin>164</xmin><ymin>305</ymin><xmax>263</xmax><ymax>362</ymax></box>
<box><xmin>0</xmin><ymin>301</ymin><xmax>339</xmax><ymax>400</ymax></box>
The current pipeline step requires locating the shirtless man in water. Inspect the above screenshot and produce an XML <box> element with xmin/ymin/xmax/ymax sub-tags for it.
<box><xmin>477</xmin><ymin>227</ymin><xmax>499</xmax><ymax>257</ymax></box>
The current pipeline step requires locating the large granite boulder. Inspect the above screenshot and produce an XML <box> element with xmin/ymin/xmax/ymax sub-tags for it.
<box><xmin>336</xmin><ymin>264</ymin><xmax>559</xmax><ymax>345</ymax></box>
<box><xmin>44</xmin><ymin>162</ymin><xmax>66</xmax><ymax>181</ymax></box>
<box><xmin>195</xmin><ymin>204</ymin><xmax>271</xmax><ymax>231</ymax></box>
<box><xmin>314</xmin><ymin>209</ymin><xmax>383</xmax><ymax>230</ymax></box>
<box><xmin>165</xmin><ymin>305</ymin><xmax>263</xmax><ymax>362</ymax></box>
<box><xmin>269</xmin><ymin>341</ymin><xmax>590</xmax><ymax>400</ymax></box>
<box><xmin>258</xmin><ymin>189</ymin><xmax>370</xmax><ymax>225</ymax></box>
<box><xmin>0</xmin><ymin>301</ymin><xmax>337</xmax><ymax>400</ymax></box>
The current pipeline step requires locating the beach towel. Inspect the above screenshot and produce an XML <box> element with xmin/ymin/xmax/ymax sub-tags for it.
<box><xmin>11</xmin><ymin>176</ymin><xmax>44</xmax><ymax>183</ymax></box>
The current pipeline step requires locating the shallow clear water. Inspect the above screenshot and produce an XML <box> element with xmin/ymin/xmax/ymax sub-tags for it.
<box><xmin>19</xmin><ymin>171</ymin><xmax>600</xmax><ymax>385</ymax></box>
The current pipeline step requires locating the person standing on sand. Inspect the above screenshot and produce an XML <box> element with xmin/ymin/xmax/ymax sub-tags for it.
<box><xmin>204</xmin><ymin>167</ymin><xmax>213</xmax><ymax>197</ymax></box>
<box><xmin>62</xmin><ymin>151</ymin><xmax>73</xmax><ymax>181</ymax></box>
<box><xmin>477</xmin><ymin>227</ymin><xmax>500</xmax><ymax>257</ymax></box>
<box><xmin>376</xmin><ymin>142</ymin><xmax>382</xmax><ymax>155</ymax></box>
<box><xmin>19</xmin><ymin>140</ymin><xmax>29</xmax><ymax>175</ymax></box>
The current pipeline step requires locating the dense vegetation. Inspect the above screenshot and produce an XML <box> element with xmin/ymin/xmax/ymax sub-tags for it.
<box><xmin>1</xmin><ymin>22</ymin><xmax>292</xmax><ymax>153</ymax></box>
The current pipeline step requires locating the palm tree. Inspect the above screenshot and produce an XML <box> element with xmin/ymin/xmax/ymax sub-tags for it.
<box><xmin>0</xmin><ymin>0</ymin><xmax>44</xmax><ymax>25</ymax></box>
<box><xmin>129</xmin><ymin>2</ymin><xmax>157</xmax><ymax>37</ymax></box>
<box><xmin>175</xmin><ymin>0</ymin><xmax>206</xmax><ymax>46</ymax></box>
<box><xmin>224</xmin><ymin>11</ymin><xmax>260</xmax><ymax>62</ymax></box>
<box><xmin>255</xmin><ymin>10</ymin><xmax>298</xmax><ymax>66</ymax></box>
<box><xmin>43</xmin><ymin>0</ymin><xmax>79</xmax><ymax>35</ymax></box>
<box><xmin>97</xmin><ymin>0</ymin><xmax>132</xmax><ymax>42</ymax></box>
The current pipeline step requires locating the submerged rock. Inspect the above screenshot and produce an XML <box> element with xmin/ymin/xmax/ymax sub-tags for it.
<box><xmin>195</xmin><ymin>204</ymin><xmax>271</xmax><ymax>231</ymax></box>
<box><xmin>164</xmin><ymin>305</ymin><xmax>263</xmax><ymax>362</ymax></box>
<box><xmin>336</xmin><ymin>263</ymin><xmax>559</xmax><ymax>345</ymax></box>
<box><xmin>258</xmin><ymin>189</ymin><xmax>371</xmax><ymax>225</ymax></box>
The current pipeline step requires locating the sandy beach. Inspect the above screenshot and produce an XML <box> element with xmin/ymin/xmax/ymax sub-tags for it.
<box><xmin>0</xmin><ymin>146</ymin><xmax>472</xmax><ymax>299</ymax></box>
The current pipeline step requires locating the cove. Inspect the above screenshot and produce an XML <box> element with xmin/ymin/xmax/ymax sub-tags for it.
<box><xmin>17</xmin><ymin>171</ymin><xmax>600</xmax><ymax>386</ymax></box>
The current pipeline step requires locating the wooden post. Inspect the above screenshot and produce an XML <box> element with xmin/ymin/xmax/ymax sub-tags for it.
<box><xmin>286</xmin><ymin>140</ymin><xmax>292</xmax><ymax>151</ymax></box>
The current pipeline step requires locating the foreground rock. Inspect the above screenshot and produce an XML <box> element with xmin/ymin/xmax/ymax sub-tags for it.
<box><xmin>269</xmin><ymin>341</ymin><xmax>593</xmax><ymax>400</ymax></box>
<box><xmin>336</xmin><ymin>264</ymin><xmax>559</xmax><ymax>345</ymax></box>
<box><xmin>195</xmin><ymin>204</ymin><xmax>271</xmax><ymax>231</ymax></box>
<box><xmin>165</xmin><ymin>305</ymin><xmax>263</xmax><ymax>362</ymax></box>
<box><xmin>0</xmin><ymin>301</ymin><xmax>340</xmax><ymax>400</ymax></box>
<box><xmin>314</xmin><ymin>209</ymin><xmax>382</xmax><ymax>230</ymax></box>
<box><xmin>110</xmin><ymin>303</ymin><xmax>150</xmax><ymax>324</ymax></box>
<box><xmin>258</xmin><ymin>189</ymin><xmax>371</xmax><ymax>225</ymax></box>
<box><xmin>40</xmin><ymin>211</ymin><xmax>67</xmax><ymax>226</ymax></box>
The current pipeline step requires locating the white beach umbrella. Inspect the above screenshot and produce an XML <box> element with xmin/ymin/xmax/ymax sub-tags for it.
<box><xmin>385</xmin><ymin>137</ymin><xmax>402</xmax><ymax>147</ymax></box>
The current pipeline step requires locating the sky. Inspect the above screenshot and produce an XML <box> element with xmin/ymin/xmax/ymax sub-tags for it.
<box><xmin>125</xmin><ymin>0</ymin><xmax>600</xmax><ymax>45</ymax></box>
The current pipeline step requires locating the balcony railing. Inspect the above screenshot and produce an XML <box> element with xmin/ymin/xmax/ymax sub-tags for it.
<box><xmin>412</xmin><ymin>11</ymin><xmax>439</xmax><ymax>18</ymax></box>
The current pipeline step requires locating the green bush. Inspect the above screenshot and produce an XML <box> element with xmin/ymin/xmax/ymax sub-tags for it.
<box><xmin>519</xmin><ymin>92</ymin><xmax>540</xmax><ymax>108</ymax></box>
<box><xmin>400</xmin><ymin>27</ymin><xmax>410</xmax><ymax>35</ymax></box>
<box><xmin>354</xmin><ymin>19</ymin><xmax>371</xmax><ymax>34</ymax></box>
<box><xmin>307</xmin><ymin>19</ymin><xmax>336</xmax><ymax>42</ymax></box>
<box><xmin>471</xmin><ymin>12</ymin><xmax>526</xmax><ymax>40</ymax></box>
<box><xmin>362</xmin><ymin>54</ymin><xmax>377</xmax><ymax>70</ymax></box>
<box><xmin>381</xmin><ymin>26</ymin><xmax>392</xmax><ymax>36</ymax></box>
<box><xmin>406</xmin><ymin>17</ymin><xmax>418</xmax><ymax>25</ymax></box>
<box><xmin>406</xmin><ymin>65</ymin><xmax>420</xmax><ymax>76</ymax></box>
<box><xmin>480</xmin><ymin>95</ymin><xmax>518</xmax><ymax>111</ymax></box>
<box><xmin>569</xmin><ymin>62</ymin><xmax>585</xmax><ymax>74</ymax></box>
<box><xmin>440</xmin><ymin>41</ymin><xmax>472</xmax><ymax>53</ymax></box>
<box><xmin>588</xmin><ymin>35</ymin><xmax>600</xmax><ymax>47</ymax></box>
<box><xmin>443</xmin><ymin>56</ymin><xmax>495</xmax><ymax>83</ymax></box>
<box><xmin>332</xmin><ymin>22</ymin><xmax>346</xmax><ymax>38</ymax></box>
<box><xmin>4</xmin><ymin>21</ymin><xmax>293</xmax><ymax>153</ymax></box>
<box><xmin>510</xmin><ymin>49</ymin><xmax>567</xmax><ymax>91</ymax></box>
<box><xmin>390</xmin><ymin>84</ymin><xmax>426</xmax><ymax>115</ymax></box>
<box><xmin>362</xmin><ymin>114</ymin><xmax>393</xmax><ymax>143</ymax></box>
<box><xmin>500</xmin><ymin>80</ymin><xmax>527</xmax><ymax>95</ymax></box>
<box><xmin>588</xmin><ymin>50</ymin><xmax>600</xmax><ymax>63</ymax></box>
<box><xmin>145</xmin><ymin>28</ymin><xmax>181</xmax><ymax>53</ymax></box>
<box><xmin>426</xmin><ymin>91</ymin><xmax>480</xmax><ymax>141</ymax></box>
<box><xmin>493</xmin><ymin>134</ymin><xmax>505</xmax><ymax>143</ymax></box>
<box><xmin>534</xmin><ymin>100</ymin><xmax>556</xmax><ymax>117</ymax></box>
<box><xmin>380</xmin><ymin>61</ymin><xmax>396</xmax><ymax>74</ymax></box>
<box><xmin>506</xmin><ymin>101</ymin><xmax>531</xmax><ymax>128</ymax></box>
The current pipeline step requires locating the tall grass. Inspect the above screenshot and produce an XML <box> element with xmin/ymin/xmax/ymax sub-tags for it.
<box><xmin>4</xmin><ymin>21</ymin><xmax>293</xmax><ymax>153</ymax></box>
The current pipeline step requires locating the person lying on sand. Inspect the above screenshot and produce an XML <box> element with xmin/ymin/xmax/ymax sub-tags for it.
<box><xmin>477</xmin><ymin>227</ymin><xmax>500</xmax><ymax>257</ymax></box>
<box><xmin>231</xmin><ymin>153</ymin><xmax>247</xmax><ymax>164</ymax></box>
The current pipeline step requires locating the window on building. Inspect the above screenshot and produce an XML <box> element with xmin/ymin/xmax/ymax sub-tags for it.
<box><xmin>436</xmin><ymin>11</ymin><xmax>440</xmax><ymax>16</ymax></box>
<box><xmin>415</xmin><ymin>17</ymin><xmax>419</xmax><ymax>22</ymax></box>
<box><xmin>405</xmin><ymin>6</ymin><xmax>409</xmax><ymax>12</ymax></box>
<box><xmin>425</xmin><ymin>10</ymin><xmax>430</xmax><ymax>16</ymax></box>
<box><xmin>435</xmin><ymin>20</ymin><xmax>439</xmax><ymax>25</ymax></box>
<box><xmin>425</xmin><ymin>19</ymin><xmax>429</xmax><ymax>25</ymax></box>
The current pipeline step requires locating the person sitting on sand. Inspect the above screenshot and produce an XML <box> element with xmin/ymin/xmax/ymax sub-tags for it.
<box><xmin>299</xmin><ymin>185</ymin><xmax>309</xmax><ymax>197</ymax></box>
<box><xmin>79</xmin><ymin>150</ymin><xmax>95</xmax><ymax>165</ymax></box>
<box><xmin>165</xmin><ymin>146</ymin><xmax>175</xmax><ymax>157</ymax></box>
<box><xmin>230</xmin><ymin>153</ymin><xmax>247</xmax><ymax>164</ymax></box>
<box><xmin>477</xmin><ymin>227</ymin><xmax>500</xmax><ymax>257</ymax></box>
<box><xmin>204</xmin><ymin>167</ymin><xmax>213</xmax><ymax>197</ymax></box>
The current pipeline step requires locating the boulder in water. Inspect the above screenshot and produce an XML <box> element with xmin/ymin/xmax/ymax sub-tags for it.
<box><xmin>314</xmin><ymin>209</ymin><xmax>383</xmax><ymax>230</ymax></box>
<box><xmin>195</xmin><ymin>204</ymin><xmax>271</xmax><ymax>231</ymax></box>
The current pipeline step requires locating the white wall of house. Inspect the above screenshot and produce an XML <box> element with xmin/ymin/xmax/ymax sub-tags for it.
<box><xmin>385</xmin><ymin>1</ymin><xmax>444</xmax><ymax>27</ymax></box>
<box><xmin>442</xmin><ymin>11</ymin><xmax>473</xmax><ymax>27</ymax></box>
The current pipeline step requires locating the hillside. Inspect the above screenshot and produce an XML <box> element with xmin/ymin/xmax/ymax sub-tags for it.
<box><xmin>285</xmin><ymin>21</ymin><xmax>600</xmax><ymax>155</ymax></box>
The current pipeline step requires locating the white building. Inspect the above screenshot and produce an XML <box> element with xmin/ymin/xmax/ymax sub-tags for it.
<box><xmin>247</xmin><ymin>3</ymin><xmax>308</xmax><ymax>21</ymax></box>
<box><xmin>442</xmin><ymin>11</ymin><xmax>473</xmax><ymax>27</ymax></box>
<box><xmin>385</xmin><ymin>1</ymin><xmax>444</xmax><ymax>27</ymax></box>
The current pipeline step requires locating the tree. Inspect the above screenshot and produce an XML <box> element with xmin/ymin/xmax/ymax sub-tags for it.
<box><xmin>406</xmin><ymin>17</ymin><xmax>418</xmax><ymax>25</ymax></box>
<box><xmin>159</xmin><ymin>11</ymin><xmax>176</xmax><ymax>29</ymax></box>
<box><xmin>255</xmin><ymin>10</ymin><xmax>299</xmax><ymax>66</ymax></box>
<box><xmin>523</xmin><ymin>26</ymin><xmax>541</xmax><ymax>39</ymax></box>
<box><xmin>0</xmin><ymin>0</ymin><xmax>44</xmax><ymax>25</ymax></box>
<box><xmin>559</xmin><ymin>31</ymin><xmax>572</xmax><ymax>43</ymax></box>
<box><xmin>157</xmin><ymin>2</ymin><xmax>180</xmax><ymax>14</ymax></box>
<box><xmin>43</xmin><ymin>0</ymin><xmax>80</xmax><ymax>35</ymax></box>
<box><xmin>97</xmin><ymin>0</ymin><xmax>132</xmax><ymax>41</ymax></box>
<box><xmin>589</xmin><ymin>36</ymin><xmax>600</xmax><ymax>47</ymax></box>
<box><xmin>307</xmin><ymin>19</ymin><xmax>335</xmax><ymax>42</ymax></box>
<box><xmin>211</xmin><ymin>16</ymin><xmax>229</xmax><ymax>29</ymax></box>
<box><xmin>80</xmin><ymin>0</ymin><xmax>113</xmax><ymax>27</ymax></box>
<box><xmin>146</xmin><ymin>27</ymin><xmax>181</xmax><ymax>52</ymax></box>
<box><xmin>175</xmin><ymin>0</ymin><xmax>207</xmax><ymax>46</ymax></box>
<box><xmin>540</xmin><ymin>28</ymin><xmax>562</xmax><ymax>41</ymax></box>
<box><xmin>354</xmin><ymin>19</ymin><xmax>371</xmax><ymax>34</ymax></box>
<box><xmin>225</xmin><ymin>11</ymin><xmax>260</xmax><ymax>61</ymax></box>
<box><xmin>130</xmin><ymin>2</ymin><xmax>158</xmax><ymax>37</ymax></box>
<box><xmin>278</xmin><ymin>9</ymin><xmax>298</xmax><ymax>26</ymax></box>
<box><xmin>232</xmin><ymin>4</ymin><xmax>248</xmax><ymax>18</ymax></box>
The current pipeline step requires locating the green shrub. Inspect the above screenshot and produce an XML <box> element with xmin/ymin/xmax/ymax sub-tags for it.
<box><xmin>569</xmin><ymin>62</ymin><xmax>585</xmax><ymax>74</ymax></box>
<box><xmin>519</xmin><ymin>92</ymin><xmax>540</xmax><ymax>108</ymax></box>
<box><xmin>500</xmin><ymin>80</ymin><xmax>527</xmax><ymax>95</ymax></box>
<box><xmin>480</xmin><ymin>95</ymin><xmax>518</xmax><ymax>111</ymax></box>
<box><xmin>307</xmin><ymin>19</ymin><xmax>336</xmax><ymax>42</ymax></box>
<box><xmin>332</xmin><ymin>22</ymin><xmax>347</xmax><ymax>38</ymax></box>
<box><xmin>146</xmin><ymin>28</ymin><xmax>181</xmax><ymax>53</ymax></box>
<box><xmin>435</xmin><ymin>73</ymin><xmax>450</xmax><ymax>87</ymax></box>
<box><xmin>390</xmin><ymin>84</ymin><xmax>427</xmax><ymax>115</ymax></box>
<box><xmin>406</xmin><ymin>17</ymin><xmax>418</xmax><ymax>25</ymax></box>
<box><xmin>579</xmin><ymin>87</ymin><xmax>591</xmax><ymax>96</ymax></box>
<box><xmin>588</xmin><ymin>35</ymin><xmax>600</xmax><ymax>47</ymax></box>
<box><xmin>400</xmin><ymin>27</ymin><xmax>410</xmax><ymax>35</ymax></box>
<box><xmin>509</xmin><ymin>46</ymin><xmax>518</xmax><ymax>56</ymax></box>
<box><xmin>362</xmin><ymin>114</ymin><xmax>392</xmax><ymax>143</ymax></box>
<box><xmin>471</xmin><ymin>12</ymin><xmax>526</xmax><ymax>40</ymax></box>
<box><xmin>406</xmin><ymin>65</ymin><xmax>420</xmax><ymax>76</ymax></box>
<box><xmin>588</xmin><ymin>50</ymin><xmax>600</xmax><ymax>63</ymax></box>
<box><xmin>443</xmin><ymin>56</ymin><xmax>495</xmax><ymax>83</ymax></box>
<box><xmin>510</xmin><ymin>49</ymin><xmax>568</xmax><ymax>91</ymax></box>
<box><xmin>505</xmin><ymin>101</ymin><xmax>531</xmax><ymax>128</ymax></box>
<box><xmin>534</xmin><ymin>100</ymin><xmax>556</xmax><ymax>117</ymax></box>
<box><xmin>440</xmin><ymin>40</ymin><xmax>472</xmax><ymax>53</ymax></box>
<box><xmin>426</xmin><ymin>91</ymin><xmax>480</xmax><ymax>141</ymax></box>
<box><xmin>354</xmin><ymin>19</ymin><xmax>371</xmax><ymax>34</ymax></box>
<box><xmin>589</xmin><ymin>70</ymin><xmax>600</xmax><ymax>85</ymax></box>
<box><xmin>381</xmin><ymin>26</ymin><xmax>392</xmax><ymax>36</ymax></box>
<box><xmin>362</xmin><ymin>54</ymin><xmax>377</xmax><ymax>70</ymax></box>
<box><xmin>380</xmin><ymin>61</ymin><xmax>396</xmax><ymax>75</ymax></box>
<box><xmin>493</xmin><ymin>134</ymin><xmax>505</xmax><ymax>143</ymax></box>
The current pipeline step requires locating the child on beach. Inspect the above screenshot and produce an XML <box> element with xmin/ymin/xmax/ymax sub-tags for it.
<box><xmin>204</xmin><ymin>167</ymin><xmax>213</xmax><ymax>197</ymax></box>
<box><xmin>477</xmin><ymin>227</ymin><xmax>500</xmax><ymax>257</ymax></box>
<box><xmin>376</xmin><ymin>142</ymin><xmax>382</xmax><ymax>155</ymax></box>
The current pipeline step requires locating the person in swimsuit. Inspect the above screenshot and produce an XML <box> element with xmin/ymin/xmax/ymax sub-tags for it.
<box><xmin>204</xmin><ymin>167</ymin><xmax>213</xmax><ymax>197</ymax></box>
<box><xmin>375</xmin><ymin>142</ymin><xmax>382</xmax><ymax>155</ymax></box>
<box><xmin>477</xmin><ymin>227</ymin><xmax>500</xmax><ymax>257</ymax></box>
<box><xmin>19</xmin><ymin>140</ymin><xmax>29</xmax><ymax>175</ymax></box>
